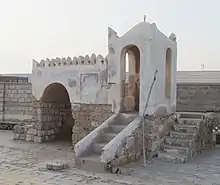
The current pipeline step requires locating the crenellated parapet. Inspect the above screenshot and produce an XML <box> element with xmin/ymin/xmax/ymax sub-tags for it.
<box><xmin>33</xmin><ymin>53</ymin><xmax>108</xmax><ymax>68</ymax></box>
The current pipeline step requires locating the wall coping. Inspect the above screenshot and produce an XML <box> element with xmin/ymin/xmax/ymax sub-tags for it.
<box><xmin>177</xmin><ymin>83</ymin><xmax>220</xmax><ymax>86</ymax></box>
<box><xmin>0</xmin><ymin>82</ymin><xmax>31</xmax><ymax>85</ymax></box>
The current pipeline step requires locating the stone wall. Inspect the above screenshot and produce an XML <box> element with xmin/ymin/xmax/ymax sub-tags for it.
<box><xmin>177</xmin><ymin>83</ymin><xmax>220</xmax><ymax>112</ymax></box>
<box><xmin>101</xmin><ymin>115</ymin><xmax>175</xmax><ymax>168</ymax></box>
<box><xmin>72</xmin><ymin>104</ymin><xmax>113</xmax><ymax>145</ymax></box>
<box><xmin>0</xmin><ymin>82</ymin><xmax>33</xmax><ymax>125</ymax></box>
<box><xmin>199</xmin><ymin>116</ymin><xmax>214</xmax><ymax>152</ymax></box>
<box><xmin>205</xmin><ymin>112</ymin><xmax>220</xmax><ymax>141</ymax></box>
<box><xmin>14</xmin><ymin>103</ymin><xmax>113</xmax><ymax>145</ymax></box>
<box><xmin>3</xmin><ymin>81</ymin><xmax>220</xmax><ymax>122</ymax></box>
<box><xmin>14</xmin><ymin>102</ymin><xmax>73</xmax><ymax>142</ymax></box>
<box><xmin>107</xmin><ymin>117</ymin><xmax>148</xmax><ymax>167</ymax></box>
<box><xmin>146</xmin><ymin>115</ymin><xmax>175</xmax><ymax>156</ymax></box>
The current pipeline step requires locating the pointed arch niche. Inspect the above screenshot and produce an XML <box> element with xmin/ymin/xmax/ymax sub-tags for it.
<box><xmin>121</xmin><ymin>45</ymin><xmax>140</xmax><ymax>112</ymax></box>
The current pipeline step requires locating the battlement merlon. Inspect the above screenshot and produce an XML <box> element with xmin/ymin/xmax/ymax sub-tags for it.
<box><xmin>32</xmin><ymin>54</ymin><xmax>108</xmax><ymax>69</ymax></box>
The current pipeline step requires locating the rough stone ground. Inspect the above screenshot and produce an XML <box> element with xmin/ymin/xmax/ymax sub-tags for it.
<box><xmin>0</xmin><ymin>130</ymin><xmax>220</xmax><ymax>185</ymax></box>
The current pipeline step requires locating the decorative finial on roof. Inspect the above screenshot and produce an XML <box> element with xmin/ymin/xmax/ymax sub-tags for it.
<box><xmin>169</xmin><ymin>33</ymin><xmax>177</xmax><ymax>42</ymax></box>
<box><xmin>144</xmin><ymin>15</ymin><xmax>146</xmax><ymax>22</ymax></box>
<box><xmin>201</xmin><ymin>64</ymin><xmax>205</xmax><ymax>71</ymax></box>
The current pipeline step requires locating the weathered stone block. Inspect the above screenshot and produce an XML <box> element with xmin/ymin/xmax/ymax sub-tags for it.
<box><xmin>13</xmin><ymin>133</ymin><xmax>20</xmax><ymax>140</ymax></box>
<box><xmin>124</xmin><ymin>96</ymin><xmax>135</xmax><ymax>112</ymax></box>
<box><xmin>34</xmin><ymin>136</ymin><xmax>43</xmax><ymax>143</ymax></box>
<box><xmin>14</xmin><ymin>125</ymin><xmax>25</xmax><ymax>133</ymax></box>
<box><xmin>126</xmin><ymin>136</ymin><xmax>135</xmax><ymax>149</ymax></box>
<box><xmin>27</xmin><ymin>128</ymin><xmax>37</xmax><ymax>135</ymax></box>
<box><xmin>48</xmin><ymin>135</ymin><xmax>55</xmax><ymax>141</ymax></box>
<box><xmin>46</xmin><ymin>161</ymin><xmax>68</xmax><ymax>171</ymax></box>
<box><xmin>48</xmin><ymin>129</ymin><xmax>54</xmax><ymax>135</ymax></box>
<box><xmin>25</xmin><ymin>134</ymin><xmax>34</xmax><ymax>142</ymax></box>
<box><xmin>34</xmin><ymin>122</ymin><xmax>43</xmax><ymax>130</ymax></box>
<box><xmin>118</xmin><ymin>156</ymin><xmax>127</xmax><ymax>166</ymax></box>
<box><xmin>44</xmin><ymin>136</ymin><xmax>49</xmax><ymax>141</ymax></box>
<box><xmin>20</xmin><ymin>134</ymin><xmax>26</xmax><ymax>140</ymax></box>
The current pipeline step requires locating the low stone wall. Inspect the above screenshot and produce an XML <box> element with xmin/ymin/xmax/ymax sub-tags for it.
<box><xmin>72</xmin><ymin>104</ymin><xmax>113</xmax><ymax>145</ymax></box>
<box><xmin>205</xmin><ymin>113</ymin><xmax>219</xmax><ymax>145</ymax></box>
<box><xmin>147</xmin><ymin>115</ymin><xmax>175</xmax><ymax>157</ymax></box>
<box><xmin>184</xmin><ymin>114</ymin><xmax>214</xmax><ymax>158</ymax></box>
<box><xmin>185</xmin><ymin>117</ymin><xmax>214</xmax><ymax>158</ymax></box>
<box><xmin>13</xmin><ymin>102</ymin><xmax>72</xmax><ymax>142</ymax></box>
<box><xmin>0</xmin><ymin>82</ymin><xmax>33</xmax><ymax>124</ymax></box>
<box><xmin>101</xmin><ymin>114</ymin><xmax>175</xmax><ymax>167</ymax></box>
<box><xmin>177</xmin><ymin>83</ymin><xmax>220</xmax><ymax>112</ymax></box>
<box><xmin>14</xmin><ymin>103</ymin><xmax>113</xmax><ymax>145</ymax></box>
<box><xmin>199</xmin><ymin>117</ymin><xmax>214</xmax><ymax>151</ymax></box>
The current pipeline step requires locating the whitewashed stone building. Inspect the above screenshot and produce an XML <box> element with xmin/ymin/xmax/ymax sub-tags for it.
<box><xmin>11</xmin><ymin>21</ymin><xmax>215</xmax><ymax>172</ymax></box>
<box><xmin>32</xmin><ymin>21</ymin><xmax>177</xmax><ymax>116</ymax></box>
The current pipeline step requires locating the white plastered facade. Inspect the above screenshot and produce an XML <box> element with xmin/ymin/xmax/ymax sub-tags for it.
<box><xmin>32</xmin><ymin>21</ymin><xmax>177</xmax><ymax>115</ymax></box>
<box><xmin>32</xmin><ymin>55</ymin><xmax>109</xmax><ymax>104</ymax></box>
<box><xmin>107</xmin><ymin>22</ymin><xmax>177</xmax><ymax>115</ymax></box>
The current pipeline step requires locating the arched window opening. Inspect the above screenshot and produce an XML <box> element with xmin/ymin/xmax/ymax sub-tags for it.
<box><xmin>165</xmin><ymin>48</ymin><xmax>172</xmax><ymax>98</ymax></box>
<box><xmin>121</xmin><ymin>45</ymin><xmax>140</xmax><ymax>112</ymax></box>
<box><xmin>125</xmin><ymin>52</ymin><xmax>129</xmax><ymax>82</ymax></box>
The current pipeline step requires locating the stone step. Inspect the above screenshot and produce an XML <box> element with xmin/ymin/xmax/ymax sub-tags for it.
<box><xmin>108</xmin><ymin>125</ymin><xmax>127</xmax><ymax>133</ymax></box>
<box><xmin>178</xmin><ymin>118</ymin><xmax>202</xmax><ymax>126</ymax></box>
<box><xmin>93</xmin><ymin>142</ymin><xmax>107</xmax><ymax>154</ymax></box>
<box><xmin>98</xmin><ymin>132</ymin><xmax>118</xmax><ymax>142</ymax></box>
<box><xmin>173</xmin><ymin>124</ymin><xmax>199</xmax><ymax>133</ymax></box>
<box><xmin>163</xmin><ymin>145</ymin><xmax>190</xmax><ymax>155</ymax></box>
<box><xmin>75</xmin><ymin>155</ymin><xmax>107</xmax><ymax>173</ymax></box>
<box><xmin>165</xmin><ymin>138</ymin><xmax>193</xmax><ymax>148</ymax></box>
<box><xmin>177</xmin><ymin>112</ymin><xmax>204</xmax><ymax>119</ymax></box>
<box><xmin>112</xmin><ymin>114</ymin><xmax>136</xmax><ymax>125</ymax></box>
<box><xmin>170</xmin><ymin>131</ymin><xmax>196</xmax><ymax>140</ymax></box>
<box><xmin>158</xmin><ymin>151</ymin><xmax>187</xmax><ymax>163</ymax></box>
<box><xmin>112</xmin><ymin>121</ymin><xmax>129</xmax><ymax>125</ymax></box>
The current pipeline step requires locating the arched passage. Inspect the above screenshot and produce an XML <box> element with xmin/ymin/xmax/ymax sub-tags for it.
<box><xmin>165</xmin><ymin>48</ymin><xmax>172</xmax><ymax>99</ymax></box>
<box><xmin>40</xmin><ymin>83</ymin><xmax>75</xmax><ymax>142</ymax></box>
<box><xmin>121</xmin><ymin>45</ymin><xmax>140</xmax><ymax>112</ymax></box>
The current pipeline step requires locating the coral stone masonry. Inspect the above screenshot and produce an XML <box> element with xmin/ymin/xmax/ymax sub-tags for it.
<box><xmin>0</xmin><ymin>76</ymin><xmax>33</xmax><ymax>128</ymax></box>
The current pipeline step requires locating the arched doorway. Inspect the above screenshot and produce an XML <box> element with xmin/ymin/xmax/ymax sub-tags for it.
<box><xmin>165</xmin><ymin>48</ymin><xmax>172</xmax><ymax>99</ymax></box>
<box><xmin>40</xmin><ymin>83</ymin><xmax>75</xmax><ymax>142</ymax></box>
<box><xmin>121</xmin><ymin>45</ymin><xmax>140</xmax><ymax>112</ymax></box>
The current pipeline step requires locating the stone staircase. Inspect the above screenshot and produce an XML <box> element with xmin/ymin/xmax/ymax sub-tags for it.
<box><xmin>158</xmin><ymin>112</ymin><xmax>204</xmax><ymax>163</ymax></box>
<box><xmin>75</xmin><ymin>113</ymin><xmax>137</xmax><ymax>173</ymax></box>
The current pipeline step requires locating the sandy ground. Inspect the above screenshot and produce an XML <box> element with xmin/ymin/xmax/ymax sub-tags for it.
<box><xmin>0</xmin><ymin>130</ymin><xmax>220</xmax><ymax>185</ymax></box>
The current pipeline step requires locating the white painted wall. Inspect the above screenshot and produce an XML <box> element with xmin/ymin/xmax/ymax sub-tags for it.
<box><xmin>108</xmin><ymin>22</ymin><xmax>177</xmax><ymax>115</ymax></box>
<box><xmin>151</xmin><ymin>30</ymin><xmax>177</xmax><ymax>114</ymax></box>
<box><xmin>31</xmin><ymin>21</ymin><xmax>178</xmax><ymax>115</ymax></box>
<box><xmin>32</xmin><ymin>55</ymin><xmax>109</xmax><ymax>104</ymax></box>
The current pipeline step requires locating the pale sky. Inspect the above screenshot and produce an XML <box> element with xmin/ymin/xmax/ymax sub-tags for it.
<box><xmin>0</xmin><ymin>0</ymin><xmax>219</xmax><ymax>74</ymax></box>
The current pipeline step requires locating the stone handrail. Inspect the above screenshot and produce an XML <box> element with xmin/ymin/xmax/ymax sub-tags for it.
<box><xmin>100</xmin><ymin>116</ymin><xmax>142</xmax><ymax>163</ymax></box>
<box><xmin>74</xmin><ymin>113</ymin><xmax>119</xmax><ymax>157</ymax></box>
